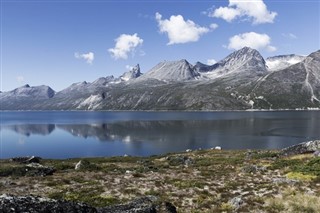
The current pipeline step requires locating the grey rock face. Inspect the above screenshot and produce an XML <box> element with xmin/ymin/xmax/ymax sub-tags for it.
<box><xmin>281</xmin><ymin>140</ymin><xmax>320</xmax><ymax>156</ymax></box>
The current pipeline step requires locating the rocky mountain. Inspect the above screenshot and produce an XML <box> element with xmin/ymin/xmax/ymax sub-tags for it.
<box><xmin>251</xmin><ymin>50</ymin><xmax>320</xmax><ymax>109</ymax></box>
<box><xmin>0</xmin><ymin>84</ymin><xmax>55</xmax><ymax>109</ymax></box>
<box><xmin>266</xmin><ymin>54</ymin><xmax>306</xmax><ymax>71</ymax></box>
<box><xmin>137</xmin><ymin>59</ymin><xmax>200</xmax><ymax>82</ymax></box>
<box><xmin>200</xmin><ymin>47</ymin><xmax>267</xmax><ymax>79</ymax></box>
<box><xmin>1</xmin><ymin>47</ymin><xmax>319</xmax><ymax>110</ymax></box>
<box><xmin>119</xmin><ymin>64</ymin><xmax>142</xmax><ymax>81</ymax></box>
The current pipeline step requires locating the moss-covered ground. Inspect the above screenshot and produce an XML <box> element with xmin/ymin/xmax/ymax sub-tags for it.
<box><xmin>0</xmin><ymin>149</ymin><xmax>319</xmax><ymax>212</ymax></box>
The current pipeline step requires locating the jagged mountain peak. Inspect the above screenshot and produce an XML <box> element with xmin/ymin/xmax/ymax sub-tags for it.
<box><xmin>138</xmin><ymin>59</ymin><xmax>200</xmax><ymax>82</ymax></box>
<box><xmin>120</xmin><ymin>64</ymin><xmax>142</xmax><ymax>82</ymax></box>
<box><xmin>21</xmin><ymin>84</ymin><xmax>30</xmax><ymax>88</ymax></box>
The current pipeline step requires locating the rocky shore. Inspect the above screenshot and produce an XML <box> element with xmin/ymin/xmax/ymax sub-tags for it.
<box><xmin>0</xmin><ymin>140</ymin><xmax>320</xmax><ymax>212</ymax></box>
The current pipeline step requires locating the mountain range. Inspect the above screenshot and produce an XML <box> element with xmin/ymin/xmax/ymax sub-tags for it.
<box><xmin>1</xmin><ymin>47</ymin><xmax>319</xmax><ymax>110</ymax></box>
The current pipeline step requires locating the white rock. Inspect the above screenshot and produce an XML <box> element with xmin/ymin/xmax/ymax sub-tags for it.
<box><xmin>215</xmin><ymin>146</ymin><xmax>222</xmax><ymax>150</ymax></box>
<box><xmin>75</xmin><ymin>160</ymin><xmax>82</xmax><ymax>170</ymax></box>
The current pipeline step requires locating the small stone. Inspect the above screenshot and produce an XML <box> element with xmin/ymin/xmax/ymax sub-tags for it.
<box><xmin>215</xmin><ymin>146</ymin><xmax>222</xmax><ymax>150</ymax></box>
<box><xmin>186</xmin><ymin>149</ymin><xmax>192</xmax><ymax>152</ymax></box>
<box><xmin>229</xmin><ymin>196</ymin><xmax>244</xmax><ymax>210</ymax></box>
<box><xmin>313</xmin><ymin>150</ymin><xmax>320</xmax><ymax>157</ymax></box>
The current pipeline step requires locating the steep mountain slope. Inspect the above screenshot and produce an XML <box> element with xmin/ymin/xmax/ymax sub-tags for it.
<box><xmin>266</xmin><ymin>54</ymin><xmax>306</xmax><ymax>71</ymax></box>
<box><xmin>250</xmin><ymin>50</ymin><xmax>320</xmax><ymax>109</ymax></box>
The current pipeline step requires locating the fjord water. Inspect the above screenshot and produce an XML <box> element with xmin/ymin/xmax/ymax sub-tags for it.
<box><xmin>1</xmin><ymin>111</ymin><xmax>319</xmax><ymax>159</ymax></box>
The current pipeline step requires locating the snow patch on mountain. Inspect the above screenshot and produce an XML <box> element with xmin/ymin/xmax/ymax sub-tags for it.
<box><xmin>266</xmin><ymin>54</ymin><xmax>306</xmax><ymax>71</ymax></box>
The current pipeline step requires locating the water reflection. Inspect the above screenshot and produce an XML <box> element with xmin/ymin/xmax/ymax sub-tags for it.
<box><xmin>1</xmin><ymin>111</ymin><xmax>320</xmax><ymax>158</ymax></box>
<box><xmin>5</xmin><ymin>124</ymin><xmax>55</xmax><ymax>136</ymax></box>
<box><xmin>3</xmin><ymin>119</ymin><xmax>319</xmax><ymax>144</ymax></box>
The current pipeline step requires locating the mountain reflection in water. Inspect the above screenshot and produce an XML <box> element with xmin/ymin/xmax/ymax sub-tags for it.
<box><xmin>1</xmin><ymin>111</ymin><xmax>320</xmax><ymax>158</ymax></box>
<box><xmin>4</xmin><ymin>119</ymin><xmax>319</xmax><ymax>144</ymax></box>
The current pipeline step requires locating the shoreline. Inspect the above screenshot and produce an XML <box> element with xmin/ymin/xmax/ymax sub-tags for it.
<box><xmin>1</xmin><ymin>108</ymin><xmax>320</xmax><ymax>112</ymax></box>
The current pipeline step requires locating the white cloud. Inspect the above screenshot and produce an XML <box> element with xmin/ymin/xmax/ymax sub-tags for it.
<box><xmin>16</xmin><ymin>76</ymin><xmax>25</xmax><ymax>83</ymax></box>
<box><xmin>74</xmin><ymin>52</ymin><xmax>94</xmax><ymax>64</ymax></box>
<box><xmin>207</xmin><ymin>59</ymin><xmax>217</xmax><ymax>65</ymax></box>
<box><xmin>211</xmin><ymin>0</ymin><xmax>277</xmax><ymax>24</ymax></box>
<box><xmin>282</xmin><ymin>33</ymin><xmax>297</xmax><ymax>39</ymax></box>
<box><xmin>227</xmin><ymin>32</ymin><xmax>276</xmax><ymax>52</ymax></box>
<box><xmin>155</xmin><ymin>12</ymin><xmax>210</xmax><ymax>45</ymax></box>
<box><xmin>125</xmin><ymin>65</ymin><xmax>134</xmax><ymax>70</ymax></box>
<box><xmin>212</xmin><ymin>7</ymin><xmax>241</xmax><ymax>22</ymax></box>
<box><xmin>108</xmin><ymin>33</ymin><xmax>143</xmax><ymax>60</ymax></box>
<box><xmin>209</xmin><ymin>23</ymin><xmax>219</xmax><ymax>30</ymax></box>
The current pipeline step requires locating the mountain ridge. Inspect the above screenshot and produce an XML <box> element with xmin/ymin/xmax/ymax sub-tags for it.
<box><xmin>1</xmin><ymin>47</ymin><xmax>319</xmax><ymax>110</ymax></box>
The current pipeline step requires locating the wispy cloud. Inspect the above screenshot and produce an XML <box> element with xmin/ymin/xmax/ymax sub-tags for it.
<box><xmin>108</xmin><ymin>33</ymin><xmax>143</xmax><ymax>60</ymax></box>
<box><xmin>282</xmin><ymin>33</ymin><xmax>297</xmax><ymax>39</ymax></box>
<box><xmin>74</xmin><ymin>52</ymin><xmax>94</xmax><ymax>64</ymax></box>
<box><xmin>16</xmin><ymin>75</ymin><xmax>25</xmax><ymax>83</ymax></box>
<box><xmin>155</xmin><ymin>12</ymin><xmax>210</xmax><ymax>45</ymax></box>
<box><xmin>210</xmin><ymin>0</ymin><xmax>277</xmax><ymax>25</ymax></box>
<box><xmin>227</xmin><ymin>32</ymin><xmax>276</xmax><ymax>52</ymax></box>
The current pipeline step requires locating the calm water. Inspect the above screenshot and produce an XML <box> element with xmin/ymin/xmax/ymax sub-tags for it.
<box><xmin>1</xmin><ymin>111</ymin><xmax>320</xmax><ymax>159</ymax></box>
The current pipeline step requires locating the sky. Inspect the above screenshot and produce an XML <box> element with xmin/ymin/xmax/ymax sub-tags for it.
<box><xmin>1</xmin><ymin>0</ymin><xmax>319</xmax><ymax>92</ymax></box>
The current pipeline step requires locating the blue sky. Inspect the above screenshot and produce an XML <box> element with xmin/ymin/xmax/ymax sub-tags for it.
<box><xmin>1</xmin><ymin>0</ymin><xmax>319</xmax><ymax>92</ymax></box>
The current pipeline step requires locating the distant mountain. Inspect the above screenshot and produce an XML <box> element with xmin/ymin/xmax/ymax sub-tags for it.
<box><xmin>266</xmin><ymin>54</ymin><xmax>306</xmax><ymax>71</ymax></box>
<box><xmin>1</xmin><ymin>47</ymin><xmax>319</xmax><ymax>110</ymax></box>
<box><xmin>0</xmin><ymin>84</ymin><xmax>55</xmax><ymax>98</ymax></box>
<box><xmin>0</xmin><ymin>84</ymin><xmax>55</xmax><ymax>110</ymax></box>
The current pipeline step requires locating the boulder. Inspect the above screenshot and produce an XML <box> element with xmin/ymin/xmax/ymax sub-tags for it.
<box><xmin>313</xmin><ymin>150</ymin><xmax>320</xmax><ymax>157</ymax></box>
<box><xmin>241</xmin><ymin>165</ymin><xmax>266</xmax><ymax>173</ymax></box>
<box><xmin>26</xmin><ymin>163</ymin><xmax>55</xmax><ymax>176</ymax></box>
<box><xmin>10</xmin><ymin>156</ymin><xmax>42</xmax><ymax>164</ymax></box>
<box><xmin>0</xmin><ymin>194</ymin><xmax>97</xmax><ymax>213</ymax></box>
<box><xmin>229</xmin><ymin>196</ymin><xmax>244</xmax><ymax>210</ymax></box>
<box><xmin>166</xmin><ymin>155</ymin><xmax>194</xmax><ymax>166</ymax></box>
<box><xmin>74</xmin><ymin>159</ymin><xmax>92</xmax><ymax>170</ymax></box>
<box><xmin>99</xmin><ymin>196</ymin><xmax>177</xmax><ymax>213</ymax></box>
<box><xmin>281</xmin><ymin>140</ymin><xmax>320</xmax><ymax>156</ymax></box>
<box><xmin>0</xmin><ymin>194</ymin><xmax>177</xmax><ymax>213</ymax></box>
